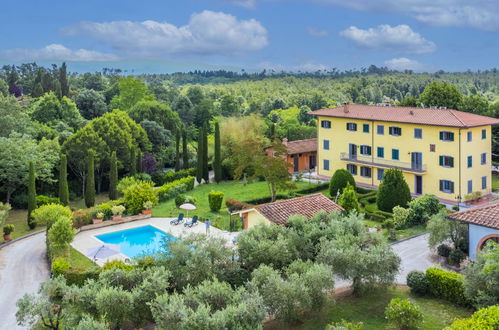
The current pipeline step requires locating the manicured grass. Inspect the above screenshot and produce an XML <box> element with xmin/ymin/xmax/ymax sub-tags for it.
<box><xmin>492</xmin><ymin>174</ymin><xmax>499</xmax><ymax>191</ymax></box>
<box><xmin>265</xmin><ymin>286</ymin><xmax>472</xmax><ymax>330</ymax></box>
<box><xmin>153</xmin><ymin>180</ymin><xmax>320</xmax><ymax>230</ymax></box>
<box><xmin>68</xmin><ymin>247</ymin><xmax>95</xmax><ymax>269</ymax></box>
<box><xmin>2</xmin><ymin>209</ymin><xmax>43</xmax><ymax>243</ymax></box>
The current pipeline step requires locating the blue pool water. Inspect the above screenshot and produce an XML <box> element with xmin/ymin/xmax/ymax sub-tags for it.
<box><xmin>95</xmin><ymin>225</ymin><xmax>177</xmax><ymax>258</ymax></box>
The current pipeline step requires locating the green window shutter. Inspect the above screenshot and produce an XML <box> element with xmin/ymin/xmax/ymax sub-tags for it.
<box><xmin>439</xmin><ymin>156</ymin><xmax>443</xmax><ymax>166</ymax></box>
<box><xmin>450</xmin><ymin>132</ymin><xmax>454</xmax><ymax>141</ymax></box>
<box><xmin>399</xmin><ymin>128</ymin><xmax>402</xmax><ymax>135</ymax></box>
<box><xmin>450</xmin><ymin>181</ymin><xmax>454</xmax><ymax>193</ymax></box>
<box><xmin>439</xmin><ymin>132</ymin><xmax>443</xmax><ymax>140</ymax></box>
<box><xmin>439</xmin><ymin>180</ymin><xmax>443</xmax><ymax>191</ymax></box>
<box><xmin>450</xmin><ymin>157</ymin><xmax>454</xmax><ymax>168</ymax></box>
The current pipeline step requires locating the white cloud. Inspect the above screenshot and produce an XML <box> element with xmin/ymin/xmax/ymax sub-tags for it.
<box><xmin>340</xmin><ymin>24</ymin><xmax>436</xmax><ymax>54</ymax></box>
<box><xmin>235</xmin><ymin>0</ymin><xmax>499</xmax><ymax>30</ymax></box>
<box><xmin>0</xmin><ymin>44</ymin><xmax>119</xmax><ymax>62</ymax></box>
<box><xmin>62</xmin><ymin>10</ymin><xmax>268</xmax><ymax>57</ymax></box>
<box><xmin>307</xmin><ymin>27</ymin><xmax>329</xmax><ymax>37</ymax></box>
<box><xmin>384</xmin><ymin>57</ymin><xmax>430</xmax><ymax>72</ymax></box>
<box><xmin>231</xmin><ymin>0</ymin><xmax>257</xmax><ymax>9</ymax></box>
<box><xmin>258</xmin><ymin>61</ymin><xmax>328</xmax><ymax>72</ymax></box>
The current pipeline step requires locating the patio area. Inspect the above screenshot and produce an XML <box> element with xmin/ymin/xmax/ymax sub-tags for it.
<box><xmin>71</xmin><ymin>217</ymin><xmax>240</xmax><ymax>266</ymax></box>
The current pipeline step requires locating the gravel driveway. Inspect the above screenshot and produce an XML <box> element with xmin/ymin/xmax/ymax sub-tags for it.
<box><xmin>0</xmin><ymin>232</ymin><xmax>50</xmax><ymax>329</ymax></box>
<box><xmin>392</xmin><ymin>233</ymin><xmax>437</xmax><ymax>284</ymax></box>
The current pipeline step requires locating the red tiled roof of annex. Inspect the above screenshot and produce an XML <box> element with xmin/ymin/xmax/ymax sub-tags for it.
<box><xmin>256</xmin><ymin>193</ymin><xmax>343</xmax><ymax>225</ymax></box>
<box><xmin>309</xmin><ymin>103</ymin><xmax>499</xmax><ymax>128</ymax></box>
<box><xmin>448</xmin><ymin>202</ymin><xmax>499</xmax><ymax>229</ymax></box>
<box><xmin>285</xmin><ymin>138</ymin><xmax>317</xmax><ymax>155</ymax></box>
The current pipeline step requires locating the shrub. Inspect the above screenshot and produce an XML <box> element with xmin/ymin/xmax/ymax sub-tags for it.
<box><xmin>156</xmin><ymin>176</ymin><xmax>195</xmax><ymax>202</ymax></box>
<box><xmin>225</xmin><ymin>198</ymin><xmax>253</xmax><ymax>212</ymax></box>
<box><xmin>295</xmin><ymin>183</ymin><xmax>329</xmax><ymax>194</ymax></box>
<box><xmin>329</xmin><ymin>169</ymin><xmax>355</xmax><ymax>197</ymax></box>
<box><xmin>338</xmin><ymin>183</ymin><xmax>359</xmax><ymax>213</ymax></box>
<box><xmin>0</xmin><ymin>202</ymin><xmax>11</xmax><ymax>228</ymax></box>
<box><xmin>208</xmin><ymin>191</ymin><xmax>224</xmax><ymax>212</ymax></box>
<box><xmin>406</xmin><ymin>194</ymin><xmax>441</xmax><ymax>226</ymax></box>
<box><xmin>392</xmin><ymin>206</ymin><xmax>410</xmax><ymax>229</ymax></box>
<box><xmin>48</xmin><ymin>217</ymin><xmax>76</xmax><ymax>255</ymax></box>
<box><xmin>3</xmin><ymin>224</ymin><xmax>14</xmax><ymax>235</ymax></box>
<box><xmin>406</xmin><ymin>270</ymin><xmax>429</xmax><ymax>295</ymax></box>
<box><xmin>101</xmin><ymin>260</ymin><xmax>133</xmax><ymax>271</ymax></box>
<box><xmin>448</xmin><ymin>248</ymin><xmax>466</xmax><ymax>266</ymax></box>
<box><xmin>117</xmin><ymin>176</ymin><xmax>141</xmax><ymax>194</ymax></box>
<box><xmin>72</xmin><ymin>209</ymin><xmax>92</xmax><ymax>228</ymax></box>
<box><xmin>112</xmin><ymin>205</ymin><xmax>126</xmax><ymax>216</ymax></box>
<box><xmin>326</xmin><ymin>320</ymin><xmax>363</xmax><ymax>329</ymax></box>
<box><xmin>143</xmin><ymin>201</ymin><xmax>153</xmax><ymax>210</ymax></box>
<box><xmin>451</xmin><ymin>205</ymin><xmax>459</xmax><ymax>212</ymax></box>
<box><xmin>384</xmin><ymin>298</ymin><xmax>423</xmax><ymax>329</ymax></box>
<box><xmin>446</xmin><ymin>305</ymin><xmax>499</xmax><ymax>329</ymax></box>
<box><xmin>377</xmin><ymin>169</ymin><xmax>411</xmax><ymax>212</ymax></box>
<box><xmin>426</xmin><ymin>267</ymin><xmax>468</xmax><ymax>306</ymax></box>
<box><xmin>36</xmin><ymin>195</ymin><xmax>62</xmax><ymax>207</ymax></box>
<box><xmin>94</xmin><ymin>202</ymin><xmax>113</xmax><ymax>220</ymax></box>
<box><xmin>133</xmin><ymin>173</ymin><xmax>152</xmax><ymax>183</ymax></box>
<box><xmin>52</xmin><ymin>257</ymin><xmax>70</xmax><ymax>277</ymax></box>
<box><xmin>32</xmin><ymin>204</ymin><xmax>73</xmax><ymax>230</ymax></box>
<box><xmin>123</xmin><ymin>181</ymin><xmax>157</xmax><ymax>215</ymax></box>
<box><xmin>437</xmin><ymin>244</ymin><xmax>452</xmax><ymax>258</ymax></box>
<box><xmin>153</xmin><ymin>168</ymin><xmax>196</xmax><ymax>186</ymax></box>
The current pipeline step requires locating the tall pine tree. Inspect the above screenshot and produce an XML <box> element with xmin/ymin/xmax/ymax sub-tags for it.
<box><xmin>58</xmin><ymin>154</ymin><xmax>69</xmax><ymax>205</ymax></box>
<box><xmin>109</xmin><ymin>151</ymin><xmax>118</xmax><ymax>200</ymax></box>
<box><xmin>202</xmin><ymin>123</ymin><xmax>209</xmax><ymax>183</ymax></box>
<box><xmin>85</xmin><ymin>153</ymin><xmax>95</xmax><ymax>208</ymax></box>
<box><xmin>59</xmin><ymin>62</ymin><xmax>69</xmax><ymax>97</ymax></box>
<box><xmin>182</xmin><ymin>128</ymin><xmax>189</xmax><ymax>169</ymax></box>
<box><xmin>27</xmin><ymin>161</ymin><xmax>37</xmax><ymax>228</ymax></box>
<box><xmin>175</xmin><ymin>130</ymin><xmax>181</xmax><ymax>171</ymax></box>
<box><xmin>214</xmin><ymin>122</ymin><xmax>222</xmax><ymax>183</ymax></box>
<box><xmin>130</xmin><ymin>148</ymin><xmax>137</xmax><ymax>176</ymax></box>
<box><xmin>196</xmin><ymin>126</ymin><xmax>204</xmax><ymax>184</ymax></box>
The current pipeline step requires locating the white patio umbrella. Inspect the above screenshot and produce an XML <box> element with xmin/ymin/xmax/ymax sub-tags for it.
<box><xmin>86</xmin><ymin>243</ymin><xmax>120</xmax><ymax>261</ymax></box>
<box><xmin>179</xmin><ymin>203</ymin><xmax>196</xmax><ymax>218</ymax></box>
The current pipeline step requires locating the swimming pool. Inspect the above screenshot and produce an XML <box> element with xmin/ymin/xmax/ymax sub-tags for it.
<box><xmin>95</xmin><ymin>225</ymin><xmax>177</xmax><ymax>259</ymax></box>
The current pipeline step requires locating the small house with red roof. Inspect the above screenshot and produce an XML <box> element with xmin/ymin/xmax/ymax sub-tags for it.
<box><xmin>448</xmin><ymin>202</ymin><xmax>499</xmax><ymax>259</ymax></box>
<box><xmin>232</xmin><ymin>193</ymin><xmax>343</xmax><ymax>229</ymax></box>
<box><xmin>265</xmin><ymin>138</ymin><xmax>317</xmax><ymax>173</ymax></box>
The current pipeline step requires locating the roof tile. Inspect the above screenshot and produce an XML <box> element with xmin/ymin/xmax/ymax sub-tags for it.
<box><xmin>309</xmin><ymin>104</ymin><xmax>499</xmax><ymax>128</ymax></box>
<box><xmin>285</xmin><ymin>138</ymin><xmax>317</xmax><ymax>154</ymax></box>
<box><xmin>448</xmin><ymin>203</ymin><xmax>499</xmax><ymax>229</ymax></box>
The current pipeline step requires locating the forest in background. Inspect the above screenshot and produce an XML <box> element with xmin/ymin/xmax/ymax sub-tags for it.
<box><xmin>1</xmin><ymin>62</ymin><xmax>499</xmax><ymax>207</ymax></box>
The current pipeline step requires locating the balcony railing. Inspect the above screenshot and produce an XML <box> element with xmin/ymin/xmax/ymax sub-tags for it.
<box><xmin>340</xmin><ymin>153</ymin><xmax>427</xmax><ymax>173</ymax></box>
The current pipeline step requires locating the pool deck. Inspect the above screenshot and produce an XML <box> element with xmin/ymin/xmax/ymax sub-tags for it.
<box><xmin>71</xmin><ymin>217</ymin><xmax>240</xmax><ymax>266</ymax></box>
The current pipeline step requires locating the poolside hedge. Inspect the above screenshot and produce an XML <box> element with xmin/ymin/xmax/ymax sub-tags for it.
<box><xmin>157</xmin><ymin>176</ymin><xmax>195</xmax><ymax>202</ymax></box>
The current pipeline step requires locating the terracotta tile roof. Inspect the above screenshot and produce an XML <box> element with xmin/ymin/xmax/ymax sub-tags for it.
<box><xmin>256</xmin><ymin>193</ymin><xmax>344</xmax><ymax>225</ymax></box>
<box><xmin>309</xmin><ymin>104</ymin><xmax>499</xmax><ymax>128</ymax></box>
<box><xmin>285</xmin><ymin>138</ymin><xmax>317</xmax><ymax>155</ymax></box>
<box><xmin>448</xmin><ymin>203</ymin><xmax>499</xmax><ymax>229</ymax></box>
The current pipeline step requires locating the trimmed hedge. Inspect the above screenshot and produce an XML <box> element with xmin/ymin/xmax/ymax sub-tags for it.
<box><xmin>36</xmin><ymin>195</ymin><xmax>62</xmax><ymax>206</ymax></box>
<box><xmin>295</xmin><ymin>183</ymin><xmax>329</xmax><ymax>194</ymax></box>
<box><xmin>225</xmin><ymin>198</ymin><xmax>254</xmax><ymax>212</ymax></box>
<box><xmin>407</xmin><ymin>270</ymin><xmax>430</xmax><ymax>295</ymax></box>
<box><xmin>208</xmin><ymin>191</ymin><xmax>224</xmax><ymax>212</ymax></box>
<box><xmin>425</xmin><ymin>267</ymin><xmax>469</xmax><ymax>306</ymax></box>
<box><xmin>157</xmin><ymin>176</ymin><xmax>195</xmax><ymax>202</ymax></box>
<box><xmin>242</xmin><ymin>194</ymin><xmax>288</xmax><ymax>205</ymax></box>
<box><xmin>329</xmin><ymin>169</ymin><xmax>356</xmax><ymax>197</ymax></box>
<box><xmin>153</xmin><ymin>168</ymin><xmax>196</xmax><ymax>186</ymax></box>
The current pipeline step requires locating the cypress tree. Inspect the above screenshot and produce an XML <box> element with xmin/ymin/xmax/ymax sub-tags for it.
<box><xmin>58</xmin><ymin>154</ymin><xmax>69</xmax><ymax>206</ymax></box>
<box><xmin>377</xmin><ymin>168</ymin><xmax>411</xmax><ymax>212</ymax></box>
<box><xmin>137</xmin><ymin>151</ymin><xmax>143</xmax><ymax>173</ymax></box>
<box><xmin>214</xmin><ymin>122</ymin><xmax>222</xmax><ymax>183</ymax></box>
<box><xmin>54</xmin><ymin>81</ymin><xmax>62</xmax><ymax>100</ymax></box>
<box><xmin>202</xmin><ymin>123</ymin><xmax>209</xmax><ymax>183</ymax></box>
<box><xmin>109</xmin><ymin>151</ymin><xmax>118</xmax><ymax>200</ymax></box>
<box><xmin>85</xmin><ymin>154</ymin><xmax>95</xmax><ymax>208</ymax></box>
<box><xmin>27</xmin><ymin>161</ymin><xmax>36</xmax><ymax>228</ymax></box>
<box><xmin>130</xmin><ymin>148</ymin><xmax>137</xmax><ymax>176</ymax></box>
<box><xmin>182</xmin><ymin>129</ymin><xmax>189</xmax><ymax>169</ymax></box>
<box><xmin>59</xmin><ymin>62</ymin><xmax>69</xmax><ymax>97</ymax></box>
<box><xmin>175</xmin><ymin>131</ymin><xmax>181</xmax><ymax>171</ymax></box>
<box><xmin>196</xmin><ymin>126</ymin><xmax>204</xmax><ymax>184</ymax></box>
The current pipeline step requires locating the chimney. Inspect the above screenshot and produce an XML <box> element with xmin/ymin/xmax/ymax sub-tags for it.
<box><xmin>409</xmin><ymin>110</ymin><xmax>414</xmax><ymax>115</ymax></box>
<box><xmin>282</xmin><ymin>138</ymin><xmax>288</xmax><ymax>146</ymax></box>
<box><xmin>343</xmin><ymin>101</ymin><xmax>350</xmax><ymax>113</ymax></box>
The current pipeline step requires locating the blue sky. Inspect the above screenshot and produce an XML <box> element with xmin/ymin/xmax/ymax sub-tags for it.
<box><xmin>1</xmin><ymin>0</ymin><xmax>498</xmax><ymax>73</ymax></box>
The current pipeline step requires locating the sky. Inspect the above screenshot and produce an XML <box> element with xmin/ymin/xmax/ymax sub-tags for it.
<box><xmin>1</xmin><ymin>0</ymin><xmax>498</xmax><ymax>73</ymax></box>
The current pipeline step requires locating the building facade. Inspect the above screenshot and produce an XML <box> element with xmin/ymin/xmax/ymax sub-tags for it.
<box><xmin>265</xmin><ymin>138</ymin><xmax>317</xmax><ymax>173</ymax></box>
<box><xmin>310</xmin><ymin>103</ymin><xmax>499</xmax><ymax>203</ymax></box>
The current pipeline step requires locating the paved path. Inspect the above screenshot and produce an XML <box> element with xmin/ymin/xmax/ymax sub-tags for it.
<box><xmin>0</xmin><ymin>233</ymin><xmax>50</xmax><ymax>329</ymax></box>
<box><xmin>392</xmin><ymin>233</ymin><xmax>437</xmax><ymax>284</ymax></box>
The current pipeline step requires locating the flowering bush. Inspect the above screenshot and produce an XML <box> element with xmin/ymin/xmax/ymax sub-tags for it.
<box><xmin>385</xmin><ymin>298</ymin><xmax>423</xmax><ymax>329</ymax></box>
<box><xmin>112</xmin><ymin>205</ymin><xmax>126</xmax><ymax>216</ymax></box>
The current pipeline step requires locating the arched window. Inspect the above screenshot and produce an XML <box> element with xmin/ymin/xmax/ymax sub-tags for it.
<box><xmin>477</xmin><ymin>234</ymin><xmax>499</xmax><ymax>251</ymax></box>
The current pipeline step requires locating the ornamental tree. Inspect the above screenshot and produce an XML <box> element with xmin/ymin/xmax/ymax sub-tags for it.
<box><xmin>329</xmin><ymin>169</ymin><xmax>355</xmax><ymax>198</ymax></box>
<box><xmin>48</xmin><ymin>217</ymin><xmax>76</xmax><ymax>251</ymax></box>
<box><xmin>338</xmin><ymin>183</ymin><xmax>359</xmax><ymax>213</ymax></box>
<box><xmin>377</xmin><ymin>168</ymin><xmax>411</xmax><ymax>212</ymax></box>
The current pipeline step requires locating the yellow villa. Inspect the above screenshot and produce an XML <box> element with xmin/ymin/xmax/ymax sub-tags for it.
<box><xmin>309</xmin><ymin>103</ymin><xmax>499</xmax><ymax>204</ymax></box>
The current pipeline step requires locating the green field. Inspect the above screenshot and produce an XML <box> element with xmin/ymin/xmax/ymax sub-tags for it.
<box><xmin>266</xmin><ymin>286</ymin><xmax>472</xmax><ymax>330</ymax></box>
<box><xmin>153</xmin><ymin>180</ymin><xmax>320</xmax><ymax>230</ymax></box>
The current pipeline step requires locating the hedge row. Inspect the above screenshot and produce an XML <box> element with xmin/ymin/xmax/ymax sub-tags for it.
<box><xmin>425</xmin><ymin>267</ymin><xmax>469</xmax><ymax>306</ymax></box>
<box><xmin>295</xmin><ymin>183</ymin><xmax>329</xmax><ymax>194</ymax></box>
<box><xmin>157</xmin><ymin>176</ymin><xmax>195</xmax><ymax>202</ymax></box>
<box><xmin>153</xmin><ymin>168</ymin><xmax>196</xmax><ymax>186</ymax></box>
<box><xmin>226</xmin><ymin>198</ymin><xmax>254</xmax><ymax>212</ymax></box>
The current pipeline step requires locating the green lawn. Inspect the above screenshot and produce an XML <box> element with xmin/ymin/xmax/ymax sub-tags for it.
<box><xmin>67</xmin><ymin>247</ymin><xmax>95</xmax><ymax>269</ymax></box>
<box><xmin>492</xmin><ymin>174</ymin><xmax>499</xmax><ymax>191</ymax></box>
<box><xmin>69</xmin><ymin>192</ymin><xmax>110</xmax><ymax>210</ymax></box>
<box><xmin>153</xmin><ymin>180</ymin><xmax>319</xmax><ymax>230</ymax></box>
<box><xmin>266</xmin><ymin>286</ymin><xmax>472</xmax><ymax>330</ymax></box>
<box><xmin>2</xmin><ymin>209</ymin><xmax>42</xmax><ymax>243</ymax></box>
